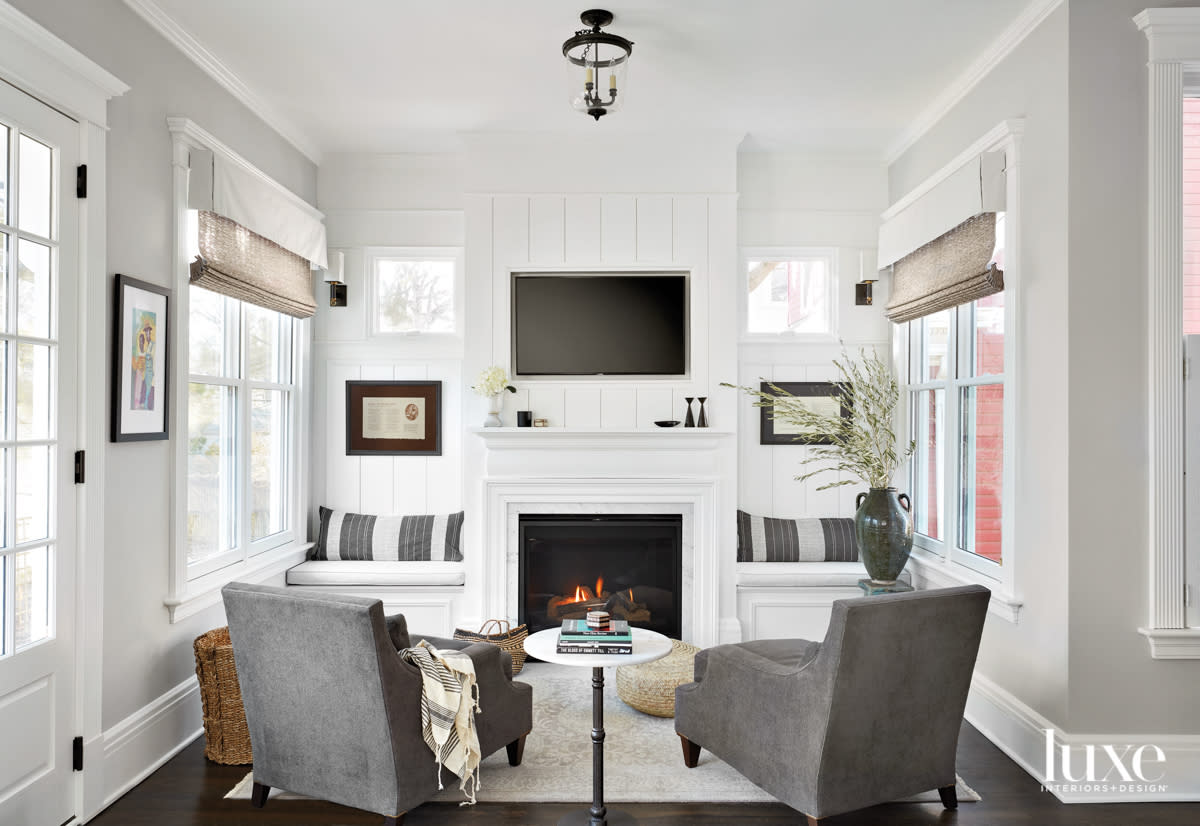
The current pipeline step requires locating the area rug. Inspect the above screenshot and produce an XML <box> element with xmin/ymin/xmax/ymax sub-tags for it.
<box><xmin>227</xmin><ymin>661</ymin><xmax>980</xmax><ymax>804</ymax></box>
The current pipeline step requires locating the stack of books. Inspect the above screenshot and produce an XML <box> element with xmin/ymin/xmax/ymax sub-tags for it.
<box><xmin>556</xmin><ymin>617</ymin><xmax>633</xmax><ymax>655</ymax></box>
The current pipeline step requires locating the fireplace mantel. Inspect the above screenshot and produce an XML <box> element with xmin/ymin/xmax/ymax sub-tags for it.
<box><xmin>473</xmin><ymin>427</ymin><xmax>733</xmax><ymax>452</ymax></box>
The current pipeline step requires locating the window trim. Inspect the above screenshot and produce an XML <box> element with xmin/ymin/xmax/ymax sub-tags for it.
<box><xmin>739</xmin><ymin>246</ymin><xmax>839</xmax><ymax>343</ymax></box>
<box><xmin>166</xmin><ymin>120</ymin><xmax>312</xmax><ymax>623</ymax></box>
<box><xmin>365</xmin><ymin>246</ymin><xmax>465</xmax><ymax>345</ymax></box>
<box><xmin>895</xmin><ymin>122</ymin><xmax>1022</xmax><ymax>623</ymax></box>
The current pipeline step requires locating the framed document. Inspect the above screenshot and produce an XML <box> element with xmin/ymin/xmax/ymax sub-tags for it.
<box><xmin>346</xmin><ymin>380</ymin><xmax>442</xmax><ymax>455</ymax></box>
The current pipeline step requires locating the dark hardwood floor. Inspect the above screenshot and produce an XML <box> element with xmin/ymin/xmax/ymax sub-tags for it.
<box><xmin>88</xmin><ymin>722</ymin><xmax>1198</xmax><ymax>825</ymax></box>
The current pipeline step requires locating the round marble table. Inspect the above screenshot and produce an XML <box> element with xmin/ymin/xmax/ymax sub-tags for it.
<box><xmin>524</xmin><ymin>627</ymin><xmax>673</xmax><ymax>826</ymax></box>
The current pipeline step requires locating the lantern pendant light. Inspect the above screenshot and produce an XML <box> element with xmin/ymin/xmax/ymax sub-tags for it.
<box><xmin>562</xmin><ymin>9</ymin><xmax>634</xmax><ymax>121</ymax></box>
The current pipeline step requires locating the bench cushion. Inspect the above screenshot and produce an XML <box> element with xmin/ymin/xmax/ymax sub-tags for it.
<box><xmin>286</xmin><ymin>560</ymin><xmax>466</xmax><ymax>586</ymax></box>
<box><xmin>311</xmin><ymin>507</ymin><xmax>463</xmax><ymax>561</ymax></box>
<box><xmin>736</xmin><ymin>510</ymin><xmax>857</xmax><ymax>562</ymax></box>
<box><xmin>735</xmin><ymin>562</ymin><xmax>911</xmax><ymax>588</ymax></box>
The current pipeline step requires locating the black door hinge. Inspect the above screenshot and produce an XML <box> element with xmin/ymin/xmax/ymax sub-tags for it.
<box><xmin>72</xmin><ymin>736</ymin><xmax>83</xmax><ymax>771</ymax></box>
<box><xmin>76</xmin><ymin>165</ymin><xmax>87</xmax><ymax>199</ymax></box>
<box><xmin>74</xmin><ymin>450</ymin><xmax>85</xmax><ymax>484</ymax></box>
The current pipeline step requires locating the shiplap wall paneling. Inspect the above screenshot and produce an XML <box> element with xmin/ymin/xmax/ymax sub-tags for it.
<box><xmin>529</xmin><ymin>196</ymin><xmax>565</xmax><ymax>264</ymax></box>
<box><xmin>601</xmin><ymin>195</ymin><xmax>636</xmax><ymax>263</ymax></box>
<box><xmin>492</xmin><ymin>196</ymin><xmax>530</xmax><ymax>365</ymax></box>
<box><xmin>359</xmin><ymin>363</ymin><xmax>401</xmax><ymax>515</ymax></box>
<box><xmin>423</xmin><ymin>361</ymin><xmax>463</xmax><ymax>511</ymax></box>
<box><xmin>636</xmin><ymin>196</ymin><xmax>674</xmax><ymax>263</ymax></box>
<box><xmin>738</xmin><ymin>360</ymin><xmax>775</xmax><ymax>514</ymax></box>
<box><xmin>528</xmin><ymin>386</ymin><xmax>566</xmax><ymax>428</ymax></box>
<box><xmin>600</xmin><ymin>387</ymin><xmax>637</xmax><ymax>429</ymax></box>
<box><xmin>326</xmin><ymin>363</ymin><xmax>362</xmax><ymax>510</ymax></box>
<box><xmin>564</xmin><ymin>387</ymin><xmax>603</xmax><ymax>429</ymax></box>
<box><xmin>674</xmin><ymin>196</ymin><xmax>710</xmax><ymax>391</ymax></box>
<box><xmin>706</xmin><ymin>195</ymin><xmax>740</xmax><ymax>425</ymax></box>
<box><xmin>565</xmin><ymin>195</ymin><xmax>602</xmax><ymax>262</ymax></box>
<box><xmin>636</xmin><ymin>388</ymin><xmax>674</xmax><ymax>427</ymax></box>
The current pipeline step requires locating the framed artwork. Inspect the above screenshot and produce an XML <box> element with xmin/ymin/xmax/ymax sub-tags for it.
<box><xmin>759</xmin><ymin>381</ymin><xmax>850</xmax><ymax>445</ymax></box>
<box><xmin>112</xmin><ymin>274</ymin><xmax>170</xmax><ymax>442</ymax></box>
<box><xmin>346</xmin><ymin>380</ymin><xmax>442</xmax><ymax>456</ymax></box>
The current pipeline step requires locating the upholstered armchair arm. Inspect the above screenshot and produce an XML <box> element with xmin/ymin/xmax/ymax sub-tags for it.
<box><xmin>384</xmin><ymin>613</ymin><xmax>411</xmax><ymax>650</ymax></box>
<box><xmin>675</xmin><ymin>641</ymin><xmax>832</xmax><ymax>787</ymax></box>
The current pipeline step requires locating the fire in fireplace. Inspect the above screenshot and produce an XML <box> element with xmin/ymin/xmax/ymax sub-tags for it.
<box><xmin>518</xmin><ymin>514</ymin><xmax>683</xmax><ymax>638</ymax></box>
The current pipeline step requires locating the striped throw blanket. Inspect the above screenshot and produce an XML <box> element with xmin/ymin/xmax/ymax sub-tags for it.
<box><xmin>399</xmin><ymin>640</ymin><xmax>482</xmax><ymax>804</ymax></box>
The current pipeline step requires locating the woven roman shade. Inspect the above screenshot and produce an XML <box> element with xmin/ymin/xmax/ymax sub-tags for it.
<box><xmin>191</xmin><ymin>211</ymin><xmax>317</xmax><ymax>319</ymax></box>
<box><xmin>884</xmin><ymin>212</ymin><xmax>1003</xmax><ymax>324</ymax></box>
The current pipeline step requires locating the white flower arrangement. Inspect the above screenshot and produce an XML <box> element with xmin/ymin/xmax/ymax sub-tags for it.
<box><xmin>472</xmin><ymin>365</ymin><xmax>516</xmax><ymax>397</ymax></box>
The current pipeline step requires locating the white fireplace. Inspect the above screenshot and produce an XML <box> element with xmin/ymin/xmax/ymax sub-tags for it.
<box><xmin>470</xmin><ymin>429</ymin><xmax>739</xmax><ymax>649</ymax></box>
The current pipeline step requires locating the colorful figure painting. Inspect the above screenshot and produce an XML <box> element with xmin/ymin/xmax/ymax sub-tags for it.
<box><xmin>130</xmin><ymin>307</ymin><xmax>157</xmax><ymax>410</ymax></box>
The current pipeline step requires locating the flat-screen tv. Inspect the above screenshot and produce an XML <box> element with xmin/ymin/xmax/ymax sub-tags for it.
<box><xmin>512</xmin><ymin>274</ymin><xmax>688</xmax><ymax>376</ymax></box>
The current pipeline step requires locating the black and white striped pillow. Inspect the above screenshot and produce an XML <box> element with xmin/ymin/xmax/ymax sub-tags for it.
<box><xmin>311</xmin><ymin>507</ymin><xmax>464</xmax><ymax>561</ymax></box>
<box><xmin>736</xmin><ymin>510</ymin><xmax>857</xmax><ymax>562</ymax></box>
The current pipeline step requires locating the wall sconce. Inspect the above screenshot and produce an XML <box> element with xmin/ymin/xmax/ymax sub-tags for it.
<box><xmin>855</xmin><ymin>279</ymin><xmax>877</xmax><ymax>306</ymax></box>
<box><xmin>324</xmin><ymin>249</ymin><xmax>346</xmax><ymax>307</ymax></box>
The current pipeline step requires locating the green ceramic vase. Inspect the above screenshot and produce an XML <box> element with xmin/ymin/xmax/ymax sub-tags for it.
<box><xmin>854</xmin><ymin>487</ymin><xmax>914</xmax><ymax>585</ymax></box>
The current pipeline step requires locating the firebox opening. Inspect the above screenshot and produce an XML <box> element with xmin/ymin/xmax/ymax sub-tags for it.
<box><xmin>518</xmin><ymin>514</ymin><xmax>683</xmax><ymax>639</ymax></box>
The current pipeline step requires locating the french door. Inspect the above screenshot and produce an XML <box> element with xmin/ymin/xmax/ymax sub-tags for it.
<box><xmin>0</xmin><ymin>80</ymin><xmax>79</xmax><ymax>826</ymax></box>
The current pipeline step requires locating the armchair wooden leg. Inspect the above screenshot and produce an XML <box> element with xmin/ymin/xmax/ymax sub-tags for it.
<box><xmin>679</xmin><ymin>734</ymin><xmax>701</xmax><ymax>768</ymax></box>
<box><xmin>805</xmin><ymin>817</ymin><xmax>820</xmax><ymax>826</ymax></box>
<box><xmin>250</xmin><ymin>781</ymin><xmax>270</xmax><ymax>808</ymax></box>
<box><xmin>938</xmin><ymin>783</ymin><xmax>958</xmax><ymax>810</ymax></box>
<box><xmin>506</xmin><ymin>733</ymin><xmax>528</xmax><ymax>766</ymax></box>
<box><xmin>383</xmin><ymin>815</ymin><xmax>405</xmax><ymax>826</ymax></box>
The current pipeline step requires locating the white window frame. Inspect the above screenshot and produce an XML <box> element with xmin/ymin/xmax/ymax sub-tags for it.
<box><xmin>1135</xmin><ymin>8</ymin><xmax>1200</xmax><ymax>657</ymax></box>
<box><xmin>893</xmin><ymin>123</ymin><xmax>1022</xmax><ymax>623</ymax></box>
<box><xmin>366</xmin><ymin>246</ymin><xmax>465</xmax><ymax>348</ymax></box>
<box><xmin>905</xmin><ymin>303</ymin><xmax>1006</xmax><ymax>579</ymax></box>
<box><xmin>739</xmin><ymin>247</ymin><xmax>839</xmax><ymax>343</ymax></box>
<box><xmin>165</xmin><ymin>120</ymin><xmax>310</xmax><ymax>623</ymax></box>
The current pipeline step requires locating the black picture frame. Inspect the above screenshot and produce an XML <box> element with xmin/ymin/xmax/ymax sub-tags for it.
<box><xmin>346</xmin><ymin>380</ymin><xmax>442</xmax><ymax>456</ymax></box>
<box><xmin>111</xmin><ymin>274</ymin><xmax>171</xmax><ymax>442</ymax></box>
<box><xmin>759</xmin><ymin>381</ymin><xmax>850</xmax><ymax>445</ymax></box>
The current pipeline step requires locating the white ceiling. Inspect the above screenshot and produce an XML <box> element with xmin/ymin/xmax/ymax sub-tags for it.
<box><xmin>129</xmin><ymin>0</ymin><xmax>1040</xmax><ymax>162</ymax></box>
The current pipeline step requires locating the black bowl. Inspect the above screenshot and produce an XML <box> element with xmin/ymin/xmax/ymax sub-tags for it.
<box><xmin>654</xmin><ymin>420</ymin><xmax>681</xmax><ymax>428</ymax></box>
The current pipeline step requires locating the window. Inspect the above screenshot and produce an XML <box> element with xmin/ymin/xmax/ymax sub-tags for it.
<box><xmin>743</xmin><ymin>249</ymin><xmax>836</xmax><ymax>337</ymax></box>
<box><xmin>186</xmin><ymin>280</ymin><xmax>297</xmax><ymax>579</ymax></box>
<box><xmin>369</xmin><ymin>248</ymin><xmax>463</xmax><ymax>336</ymax></box>
<box><xmin>906</xmin><ymin>292</ymin><xmax>1005</xmax><ymax>576</ymax></box>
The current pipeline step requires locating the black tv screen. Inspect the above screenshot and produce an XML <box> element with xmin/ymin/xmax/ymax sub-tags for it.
<box><xmin>513</xmin><ymin>274</ymin><xmax>688</xmax><ymax>376</ymax></box>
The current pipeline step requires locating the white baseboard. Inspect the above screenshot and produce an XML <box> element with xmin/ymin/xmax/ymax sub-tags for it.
<box><xmin>88</xmin><ymin>676</ymin><xmax>202</xmax><ymax>820</ymax></box>
<box><xmin>966</xmin><ymin>672</ymin><xmax>1200</xmax><ymax>802</ymax></box>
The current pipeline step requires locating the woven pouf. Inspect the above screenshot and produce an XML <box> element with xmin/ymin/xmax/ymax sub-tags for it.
<box><xmin>616</xmin><ymin>639</ymin><xmax>701</xmax><ymax>717</ymax></box>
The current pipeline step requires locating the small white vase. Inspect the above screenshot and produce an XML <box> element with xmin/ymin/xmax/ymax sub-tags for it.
<box><xmin>484</xmin><ymin>392</ymin><xmax>504</xmax><ymax>427</ymax></box>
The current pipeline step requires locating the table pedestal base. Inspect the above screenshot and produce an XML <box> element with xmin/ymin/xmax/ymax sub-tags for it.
<box><xmin>558</xmin><ymin>808</ymin><xmax>638</xmax><ymax>826</ymax></box>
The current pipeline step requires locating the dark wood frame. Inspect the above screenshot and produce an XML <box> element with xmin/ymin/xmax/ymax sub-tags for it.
<box><xmin>111</xmin><ymin>273</ymin><xmax>171</xmax><ymax>442</ymax></box>
<box><xmin>758</xmin><ymin>381</ymin><xmax>850</xmax><ymax>445</ymax></box>
<box><xmin>345</xmin><ymin>380</ymin><xmax>442</xmax><ymax>456</ymax></box>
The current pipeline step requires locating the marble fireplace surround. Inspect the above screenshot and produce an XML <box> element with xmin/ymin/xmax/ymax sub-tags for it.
<box><xmin>480</xmin><ymin>477</ymin><xmax>722</xmax><ymax>648</ymax></box>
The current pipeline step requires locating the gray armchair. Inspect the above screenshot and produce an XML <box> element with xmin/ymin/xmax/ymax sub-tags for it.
<box><xmin>221</xmin><ymin>582</ymin><xmax>533</xmax><ymax>825</ymax></box>
<box><xmin>675</xmin><ymin>584</ymin><xmax>989</xmax><ymax>824</ymax></box>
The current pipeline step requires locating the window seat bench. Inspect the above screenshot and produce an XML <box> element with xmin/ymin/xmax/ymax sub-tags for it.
<box><xmin>284</xmin><ymin>560</ymin><xmax>465</xmax><ymax>634</ymax></box>
<box><xmin>735</xmin><ymin>561</ymin><xmax>913</xmax><ymax>641</ymax></box>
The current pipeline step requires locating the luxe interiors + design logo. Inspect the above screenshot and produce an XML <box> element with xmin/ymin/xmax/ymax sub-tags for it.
<box><xmin>1041</xmin><ymin>729</ymin><xmax>1169</xmax><ymax>795</ymax></box>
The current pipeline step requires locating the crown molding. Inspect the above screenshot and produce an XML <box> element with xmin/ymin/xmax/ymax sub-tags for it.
<box><xmin>0</xmin><ymin>0</ymin><xmax>128</xmax><ymax>126</ymax></box>
<box><xmin>123</xmin><ymin>0</ymin><xmax>322</xmax><ymax>164</ymax></box>
<box><xmin>885</xmin><ymin>0</ymin><xmax>1064</xmax><ymax>165</ymax></box>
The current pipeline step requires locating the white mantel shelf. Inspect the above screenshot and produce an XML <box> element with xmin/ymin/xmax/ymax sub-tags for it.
<box><xmin>472</xmin><ymin>427</ymin><xmax>733</xmax><ymax>451</ymax></box>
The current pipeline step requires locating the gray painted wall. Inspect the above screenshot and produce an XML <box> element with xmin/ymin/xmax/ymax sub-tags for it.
<box><xmin>892</xmin><ymin>0</ymin><xmax>1200</xmax><ymax>735</ymax></box>
<box><xmin>10</xmin><ymin>0</ymin><xmax>317</xmax><ymax>729</ymax></box>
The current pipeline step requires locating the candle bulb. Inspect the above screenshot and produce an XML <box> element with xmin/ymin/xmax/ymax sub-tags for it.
<box><xmin>585</xmin><ymin>67</ymin><xmax>593</xmax><ymax>85</ymax></box>
<box><xmin>609</xmin><ymin>73</ymin><xmax>617</xmax><ymax>91</ymax></box>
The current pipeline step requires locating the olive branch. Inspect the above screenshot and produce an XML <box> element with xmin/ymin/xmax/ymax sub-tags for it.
<box><xmin>723</xmin><ymin>349</ymin><xmax>914</xmax><ymax>491</ymax></box>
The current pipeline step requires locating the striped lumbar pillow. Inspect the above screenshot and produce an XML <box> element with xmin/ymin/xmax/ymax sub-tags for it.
<box><xmin>736</xmin><ymin>510</ymin><xmax>858</xmax><ymax>562</ymax></box>
<box><xmin>312</xmin><ymin>507</ymin><xmax>464</xmax><ymax>561</ymax></box>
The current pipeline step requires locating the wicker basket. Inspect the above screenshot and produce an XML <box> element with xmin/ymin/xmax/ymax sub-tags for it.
<box><xmin>193</xmin><ymin>627</ymin><xmax>253</xmax><ymax>765</ymax></box>
<box><xmin>616</xmin><ymin>639</ymin><xmax>700</xmax><ymax>718</ymax></box>
<box><xmin>453</xmin><ymin>619</ymin><xmax>528</xmax><ymax>675</ymax></box>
